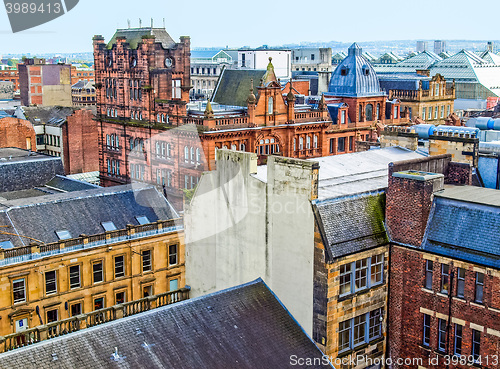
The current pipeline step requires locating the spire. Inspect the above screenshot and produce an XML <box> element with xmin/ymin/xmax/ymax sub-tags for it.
<box><xmin>204</xmin><ymin>100</ymin><xmax>214</xmax><ymax>118</ymax></box>
<box><xmin>318</xmin><ymin>94</ymin><xmax>326</xmax><ymax>111</ymax></box>
<box><xmin>262</xmin><ymin>57</ymin><xmax>278</xmax><ymax>85</ymax></box>
<box><xmin>286</xmin><ymin>79</ymin><xmax>295</xmax><ymax>102</ymax></box>
<box><xmin>247</xmin><ymin>79</ymin><xmax>256</xmax><ymax>104</ymax></box>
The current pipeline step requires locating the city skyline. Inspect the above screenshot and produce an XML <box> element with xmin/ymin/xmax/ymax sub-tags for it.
<box><xmin>0</xmin><ymin>0</ymin><xmax>499</xmax><ymax>54</ymax></box>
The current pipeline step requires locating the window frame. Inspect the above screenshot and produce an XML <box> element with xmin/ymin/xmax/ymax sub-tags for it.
<box><xmin>472</xmin><ymin>329</ymin><xmax>481</xmax><ymax>362</ymax></box>
<box><xmin>12</xmin><ymin>278</ymin><xmax>26</xmax><ymax>304</ymax></box>
<box><xmin>425</xmin><ymin>260</ymin><xmax>433</xmax><ymax>290</ymax></box>
<box><xmin>168</xmin><ymin>244</ymin><xmax>178</xmax><ymax>266</ymax></box>
<box><xmin>423</xmin><ymin>314</ymin><xmax>431</xmax><ymax>347</ymax></box>
<box><xmin>45</xmin><ymin>270</ymin><xmax>57</xmax><ymax>295</ymax></box>
<box><xmin>92</xmin><ymin>260</ymin><xmax>104</xmax><ymax>284</ymax></box>
<box><xmin>441</xmin><ymin>264</ymin><xmax>450</xmax><ymax>294</ymax></box>
<box><xmin>114</xmin><ymin>255</ymin><xmax>125</xmax><ymax>278</ymax></box>
<box><xmin>454</xmin><ymin>324</ymin><xmax>463</xmax><ymax>357</ymax></box>
<box><xmin>456</xmin><ymin>267</ymin><xmax>465</xmax><ymax>298</ymax></box>
<box><xmin>142</xmin><ymin>249</ymin><xmax>152</xmax><ymax>273</ymax></box>
<box><xmin>69</xmin><ymin>264</ymin><xmax>81</xmax><ymax>289</ymax></box>
<box><xmin>438</xmin><ymin>318</ymin><xmax>447</xmax><ymax>352</ymax></box>
<box><xmin>475</xmin><ymin>272</ymin><xmax>484</xmax><ymax>303</ymax></box>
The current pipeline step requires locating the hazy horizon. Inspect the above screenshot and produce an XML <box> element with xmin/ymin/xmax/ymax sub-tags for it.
<box><xmin>0</xmin><ymin>0</ymin><xmax>499</xmax><ymax>54</ymax></box>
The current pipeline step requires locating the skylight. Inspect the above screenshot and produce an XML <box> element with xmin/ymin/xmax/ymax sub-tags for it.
<box><xmin>55</xmin><ymin>230</ymin><xmax>72</xmax><ymax>240</ymax></box>
<box><xmin>135</xmin><ymin>216</ymin><xmax>150</xmax><ymax>225</ymax></box>
<box><xmin>101</xmin><ymin>221</ymin><xmax>117</xmax><ymax>232</ymax></box>
<box><xmin>0</xmin><ymin>240</ymin><xmax>14</xmax><ymax>249</ymax></box>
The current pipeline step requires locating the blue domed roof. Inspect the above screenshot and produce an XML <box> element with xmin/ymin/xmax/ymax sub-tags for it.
<box><xmin>328</xmin><ymin>43</ymin><xmax>384</xmax><ymax>97</ymax></box>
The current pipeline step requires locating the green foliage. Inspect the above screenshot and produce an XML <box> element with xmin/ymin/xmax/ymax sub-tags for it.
<box><xmin>182</xmin><ymin>188</ymin><xmax>196</xmax><ymax>204</ymax></box>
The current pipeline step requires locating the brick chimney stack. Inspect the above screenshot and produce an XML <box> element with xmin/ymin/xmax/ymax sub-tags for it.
<box><xmin>386</xmin><ymin>169</ymin><xmax>444</xmax><ymax>247</ymax></box>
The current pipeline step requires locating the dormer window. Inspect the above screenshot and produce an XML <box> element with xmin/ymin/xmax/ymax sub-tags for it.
<box><xmin>362</xmin><ymin>65</ymin><xmax>370</xmax><ymax>76</ymax></box>
<box><xmin>55</xmin><ymin>230</ymin><xmax>72</xmax><ymax>240</ymax></box>
<box><xmin>340</xmin><ymin>67</ymin><xmax>349</xmax><ymax>76</ymax></box>
<box><xmin>136</xmin><ymin>216</ymin><xmax>150</xmax><ymax>225</ymax></box>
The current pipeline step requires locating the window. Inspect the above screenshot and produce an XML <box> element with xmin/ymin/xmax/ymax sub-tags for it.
<box><xmin>457</xmin><ymin>268</ymin><xmax>465</xmax><ymax>298</ymax></box>
<box><xmin>93</xmin><ymin>261</ymin><xmax>103</xmax><ymax>284</ymax></box>
<box><xmin>339</xmin><ymin>263</ymin><xmax>352</xmax><ymax>296</ymax></box>
<box><xmin>355</xmin><ymin>259</ymin><xmax>368</xmax><ymax>290</ymax></box>
<box><xmin>12</xmin><ymin>278</ymin><xmax>26</xmax><ymax>304</ymax></box>
<box><xmin>114</xmin><ymin>255</ymin><xmax>125</xmax><ymax>278</ymax></box>
<box><xmin>454</xmin><ymin>324</ymin><xmax>463</xmax><ymax>356</ymax></box>
<box><xmin>365</xmin><ymin>104</ymin><xmax>373</xmax><ymax>121</ymax></box>
<box><xmin>475</xmin><ymin>272</ymin><xmax>484</xmax><ymax>303</ymax></box>
<box><xmin>169</xmin><ymin>278</ymin><xmax>178</xmax><ymax>291</ymax></box>
<box><xmin>376</xmin><ymin>104</ymin><xmax>380</xmax><ymax>120</ymax></box>
<box><xmin>142</xmin><ymin>250</ymin><xmax>152</xmax><ymax>272</ymax></box>
<box><xmin>428</xmin><ymin>107</ymin><xmax>432</xmax><ymax>120</ymax></box>
<box><xmin>190</xmin><ymin>147</ymin><xmax>195</xmax><ymax>163</ymax></box>
<box><xmin>196</xmin><ymin>148</ymin><xmax>201</xmax><ymax>163</ymax></box>
<box><xmin>143</xmin><ymin>285</ymin><xmax>153</xmax><ymax>297</ymax></box>
<box><xmin>70</xmin><ymin>303</ymin><xmax>82</xmax><ymax>317</ymax></box>
<box><xmin>422</xmin><ymin>107</ymin><xmax>426</xmax><ymax>119</ymax></box>
<box><xmin>353</xmin><ymin>315</ymin><xmax>366</xmax><ymax>346</ymax></box>
<box><xmin>268</xmin><ymin>97</ymin><xmax>273</xmax><ymax>115</ymax></box>
<box><xmin>434</xmin><ymin>106</ymin><xmax>438</xmax><ymax>119</ymax></box>
<box><xmin>447</xmin><ymin>105</ymin><xmax>451</xmax><ymax>116</ymax></box>
<box><xmin>69</xmin><ymin>265</ymin><xmax>80</xmax><ymax>289</ymax></box>
<box><xmin>393</xmin><ymin>106</ymin><xmax>398</xmax><ymax>119</ymax></box>
<box><xmin>340</xmin><ymin>67</ymin><xmax>348</xmax><ymax>76</ymax></box>
<box><xmin>423</xmin><ymin>314</ymin><xmax>431</xmax><ymax>346</ymax></box>
<box><xmin>0</xmin><ymin>240</ymin><xmax>14</xmax><ymax>249</ymax></box>
<box><xmin>339</xmin><ymin>320</ymin><xmax>351</xmax><ymax>352</ymax></box>
<box><xmin>341</xmin><ymin>110</ymin><xmax>346</xmax><ymax>124</ymax></box>
<box><xmin>169</xmin><ymin>244</ymin><xmax>178</xmax><ymax>266</ymax></box>
<box><xmin>472</xmin><ymin>330</ymin><xmax>481</xmax><ymax>362</ymax></box>
<box><xmin>55</xmin><ymin>230</ymin><xmax>72</xmax><ymax>240</ymax></box>
<box><xmin>172</xmin><ymin>79</ymin><xmax>181</xmax><ymax>99</ymax></box>
<box><xmin>349</xmin><ymin>136</ymin><xmax>353</xmax><ymax>151</ymax></box>
<box><xmin>313</xmin><ymin>135</ymin><xmax>318</xmax><ymax>149</ymax></box>
<box><xmin>441</xmin><ymin>264</ymin><xmax>450</xmax><ymax>294</ymax></box>
<box><xmin>425</xmin><ymin>260</ymin><xmax>433</xmax><ymax>290</ymax></box>
<box><xmin>101</xmin><ymin>221</ymin><xmax>117</xmax><ymax>232</ymax></box>
<box><xmin>184</xmin><ymin>146</ymin><xmax>189</xmax><ymax>162</ymax></box>
<box><xmin>338</xmin><ymin>137</ymin><xmax>346</xmax><ymax>152</ymax></box>
<box><xmin>45</xmin><ymin>271</ymin><xmax>57</xmax><ymax>295</ymax></box>
<box><xmin>306</xmin><ymin>136</ymin><xmax>311</xmax><ymax>149</ymax></box>
<box><xmin>329</xmin><ymin>138</ymin><xmax>335</xmax><ymax>153</ymax></box>
<box><xmin>136</xmin><ymin>215</ymin><xmax>150</xmax><ymax>225</ymax></box>
<box><xmin>94</xmin><ymin>297</ymin><xmax>104</xmax><ymax>310</ymax></box>
<box><xmin>440</xmin><ymin>105</ymin><xmax>444</xmax><ymax>118</ymax></box>
<box><xmin>115</xmin><ymin>291</ymin><xmax>125</xmax><ymax>304</ymax></box>
<box><xmin>371</xmin><ymin>254</ymin><xmax>383</xmax><ymax>285</ymax></box>
<box><xmin>369</xmin><ymin>309</ymin><xmax>382</xmax><ymax>340</ymax></box>
<box><xmin>438</xmin><ymin>318</ymin><xmax>447</xmax><ymax>352</ymax></box>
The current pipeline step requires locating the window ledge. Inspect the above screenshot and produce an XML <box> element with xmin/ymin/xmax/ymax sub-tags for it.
<box><xmin>470</xmin><ymin>302</ymin><xmax>485</xmax><ymax>309</ymax></box>
<box><xmin>436</xmin><ymin>292</ymin><xmax>449</xmax><ymax>298</ymax></box>
<box><xmin>421</xmin><ymin>287</ymin><xmax>434</xmax><ymax>294</ymax></box>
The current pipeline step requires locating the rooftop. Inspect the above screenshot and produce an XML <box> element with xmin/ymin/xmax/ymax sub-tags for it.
<box><xmin>106</xmin><ymin>27</ymin><xmax>177</xmax><ymax>50</ymax></box>
<box><xmin>212</xmin><ymin>69</ymin><xmax>266</xmax><ymax>107</ymax></box>
<box><xmin>0</xmin><ymin>279</ymin><xmax>330</xmax><ymax>369</ymax></box>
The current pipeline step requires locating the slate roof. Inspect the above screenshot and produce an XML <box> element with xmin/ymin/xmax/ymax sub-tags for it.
<box><xmin>0</xmin><ymin>279</ymin><xmax>331</xmax><ymax>369</ymax></box>
<box><xmin>212</xmin><ymin>69</ymin><xmax>266</xmax><ymax>107</ymax></box>
<box><xmin>314</xmin><ymin>192</ymin><xmax>388</xmax><ymax>260</ymax></box>
<box><xmin>106</xmin><ymin>27</ymin><xmax>176</xmax><ymax>50</ymax></box>
<box><xmin>374</xmin><ymin>51</ymin><xmax>442</xmax><ymax>74</ymax></box>
<box><xmin>0</xmin><ymin>148</ymin><xmax>65</xmax><ymax>193</ymax></box>
<box><xmin>328</xmin><ymin>43</ymin><xmax>383</xmax><ymax>97</ymax></box>
<box><xmin>45</xmin><ymin>175</ymin><xmax>99</xmax><ymax>192</ymax></box>
<box><xmin>23</xmin><ymin>106</ymin><xmax>75</xmax><ymax>126</ymax></box>
<box><xmin>0</xmin><ymin>184</ymin><xmax>177</xmax><ymax>247</ymax></box>
<box><xmin>422</xmin><ymin>186</ymin><xmax>500</xmax><ymax>269</ymax></box>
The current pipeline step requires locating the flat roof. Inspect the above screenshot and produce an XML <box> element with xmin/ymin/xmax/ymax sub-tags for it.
<box><xmin>436</xmin><ymin>185</ymin><xmax>500</xmax><ymax>207</ymax></box>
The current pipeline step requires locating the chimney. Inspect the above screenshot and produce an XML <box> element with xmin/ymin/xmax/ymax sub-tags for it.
<box><xmin>386</xmin><ymin>169</ymin><xmax>444</xmax><ymax>247</ymax></box>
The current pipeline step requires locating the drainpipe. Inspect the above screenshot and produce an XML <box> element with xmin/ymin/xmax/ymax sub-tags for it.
<box><xmin>446</xmin><ymin>269</ymin><xmax>455</xmax><ymax>366</ymax></box>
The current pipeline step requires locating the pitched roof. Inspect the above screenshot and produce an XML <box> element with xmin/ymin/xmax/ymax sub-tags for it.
<box><xmin>328</xmin><ymin>43</ymin><xmax>383</xmax><ymax>97</ymax></box>
<box><xmin>0</xmin><ymin>184</ymin><xmax>177</xmax><ymax>247</ymax></box>
<box><xmin>0</xmin><ymin>279</ymin><xmax>331</xmax><ymax>369</ymax></box>
<box><xmin>422</xmin><ymin>186</ymin><xmax>500</xmax><ymax>268</ymax></box>
<box><xmin>23</xmin><ymin>106</ymin><xmax>75</xmax><ymax>126</ymax></box>
<box><xmin>314</xmin><ymin>192</ymin><xmax>388</xmax><ymax>260</ymax></box>
<box><xmin>374</xmin><ymin>50</ymin><xmax>441</xmax><ymax>73</ymax></box>
<box><xmin>106</xmin><ymin>27</ymin><xmax>176</xmax><ymax>50</ymax></box>
<box><xmin>0</xmin><ymin>148</ymin><xmax>65</xmax><ymax>193</ymax></box>
<box><xmin>212</xmin><ymin>69</ymin><xmax>266</xmax><ymax>107</ymax></box>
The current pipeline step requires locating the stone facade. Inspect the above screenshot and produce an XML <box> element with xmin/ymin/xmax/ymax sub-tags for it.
<box><xmin>0</xmin><ymin>221</ymin><xmax>184</xmax><ymax>337</ymax></box>
<box><xmin>428</xmin><ymin>131</ymin><xmax>479</xmax><ymax>167</ymax></box>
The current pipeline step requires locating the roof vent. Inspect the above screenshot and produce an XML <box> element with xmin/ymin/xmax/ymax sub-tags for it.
<box><xmin>111</xmin><ymin>347</ymin><xmax>126</xmax><ymax>362</ymax></box>
<box><xmin>51</xmin><ymin>353</ymin><xmax>58</xmax><ymax>361</ymax></box>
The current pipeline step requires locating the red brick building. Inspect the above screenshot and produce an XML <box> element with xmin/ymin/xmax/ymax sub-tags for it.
<box><xmin>386</xmin><ymin>156</ymin><xmax>500</xmax><ymax>368</ymax></box>
<box><xmin>94</xmin><ymin>28</ymin><xmax>407</xmax><ymax>209</ymax></box>
<box><xmin>0</xmin><ymin>67</ymin><xmax>19</xmax><ymax>91</ymax></box>
<box><xmin>0</xmin><ymin>117</ymin><xmax>36</xmax><ymax>150</ymax></box>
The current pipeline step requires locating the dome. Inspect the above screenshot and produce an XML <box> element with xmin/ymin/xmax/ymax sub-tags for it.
<box><xmin>328</xmin><ymin>43</ymin><xmax>383</xmax><ymax>97</ymax></box>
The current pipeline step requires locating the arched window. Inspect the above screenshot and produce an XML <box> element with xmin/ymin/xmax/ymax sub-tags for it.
<box><xmin>365</xmin><ymin>104</ymin><xmax>373</xmax><ymax>121</ymax></box>
<box><xmin>196</xmin><ymin>148</ymin><xmax>201</xmax><ymax>162</ymax></box>
<box><xmin>184</xmin><ymin>146</ymin><xmax>189</xmax><ymax>162</ymax></box>
<box><xmin>313</xmin><ymin>135</ymin><xmax>318</xmax><ymax>149</ymax></box>
<box><xmin>231</xmin><ymin>144</ymin><xmax>237</xmax><ymax>151</ymax></box>
<box><xmin>190</xmin><ymin>147</ymin><xmax>195</xmax><ymax>163</ymax></box>
<box><xmin>268</xmin><ymin>97</ymin><xmax>273</xmax><ymax>115</ymax></box>
<box><xmin>162</xmin><ymin>114</ymin><xmax>165</xmax><ymax>123</ymax></box>
<box><xmin>240</xmin><ymin>143</ymin><xmax>246</xmax><ymax>151</ymax></box>
<box><xmin>106</xmin><ymin>135</ymin><xmax>110</xmax><ymax>146</ymax></box>
<box><xmin>139</xmin><ymin>112</ymin><xmax>143</xmax><ymax>120</ymax></box>
<box><xmin>376</xmin><ymin>104</ymin><xmax>381</xmax><ymax>120</ymax></box>
<box><xmin>293</xmin><ymin>138</ymin><xmax>296</xmax><ymax>151</ymax></box>
<box><xmin>306</xmin><ymin>136</ymin><xmax>311</xmax><ymax>149</ymax></box>
<box><xmin>157</xmin><ymin>114</ymin><xmax>161</xmax><ymax>122</ymax></box>
<box><xmin>359</xmin><ymin>104</ymin><xmax>363</xmax><ymax>121</ymax></box>
<box><xmin>299</xmin><ymin>137</ymin><xmax>304</xmax><ymax>150</ymax></box>
<box><xmin>107</xmin><ymin>108</ymin><xmax>110</xmax><ymax>116</ymax></box>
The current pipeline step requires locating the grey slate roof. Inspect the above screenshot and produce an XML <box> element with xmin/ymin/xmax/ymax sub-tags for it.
<box><xmin>314</xmin><ymin>192</ymin><xmax>388</xmax><ymax>260</ymax></box>
<box><xmin>422</xmin><ymin>186</ymin><xmax>500</xmax><ymax>268</ymax></box>
<box><xmin>0</xmin><ymin>279</ymin><xmax>331</xmax><ymax>369</ymax></box>
<box><xmin>0</xmin><ymin>184</ymin><xmax>177</xmax><ymax>247</ymax></box>
<box><xmin>212</xmin><ymin>69</ymin><xmax>266</xmax><ymax>107</ymax></box>
<box><xmin>328</xmin><ymin>43</ymin><xmax>384</xmax><ymax>97</ymax></box>
<box><xmin>0</xmin><ymin>148</ymin><xmax>65</xmax><ymax>193</ymax></box>
<box><xmin>45</xmin><ymin>175</ymin><xmax>99</xmax><ymax>192</ymax></box>
<box><xmin>106</xmin><ymin>27</ymin><xmax>176</xmax><ymax>50</ymax></box>
<box><xmin>23</xmin><ymin>106</ymin><xmax>75</xmax><ymax>126</ymax></box>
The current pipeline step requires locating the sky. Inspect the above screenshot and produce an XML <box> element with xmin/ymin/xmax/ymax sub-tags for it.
<box><xmin>0</xmin><ymin>0</ymin><xmax>499</xmax><ymax>54</ymax></box>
